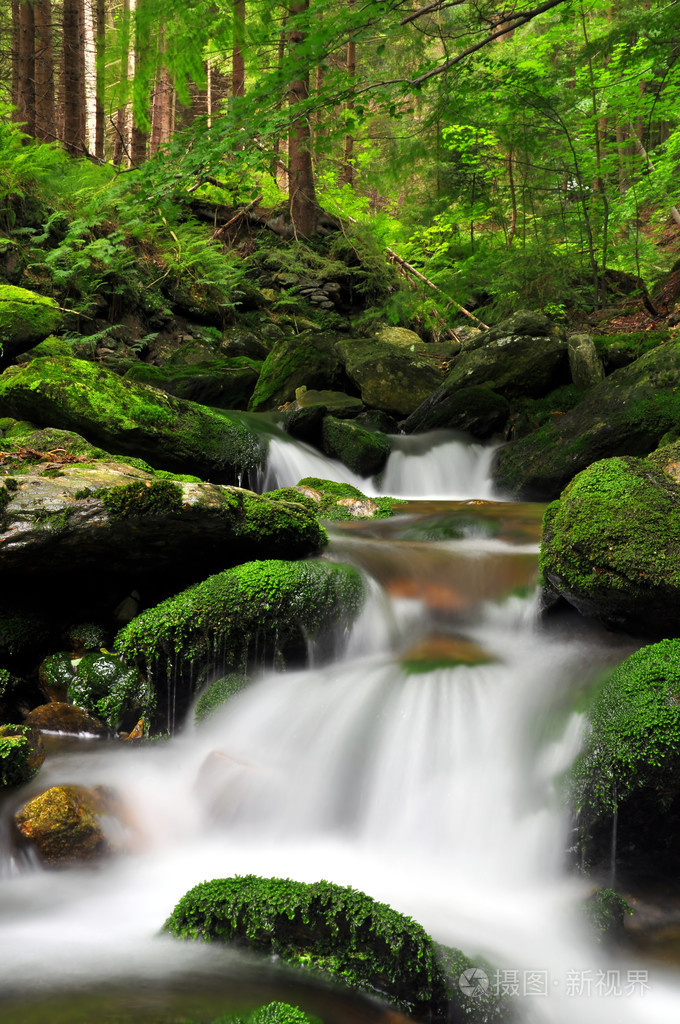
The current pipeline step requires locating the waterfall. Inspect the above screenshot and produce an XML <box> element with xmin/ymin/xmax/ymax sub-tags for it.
<box><xmin>1</xmin><ymin>436</ymin><xmax>678</xmax><ymax>1024</ymax></box>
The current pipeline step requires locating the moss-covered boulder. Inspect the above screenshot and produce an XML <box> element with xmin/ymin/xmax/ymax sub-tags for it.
<box><xmin>264</xmin><ymin>478</ymin><xmax>397</xmax><ymax>520</ymax></box>
<box><xmin>194</xmin><ymin>673</ymin><xmax>249</xmax><ymax>724</ymax></box>
<box><xmin>200</xmin><ymin>1003</ymin><xmax>321</xmax><ymax>1024</ymax></box>
<box><xmin>0</xmin><ymin>724</ymin><xmax>45</xmax><ymax>786</ymax></box>
<box><xmin>404</xmin><ymin>384</ymin><xmax>510</xmax><ymax>438</ymax></box>
<box><xmin>124</xmin><ymin>357</ymin><xmax>262</xmax><ymax>410</ymax></box>
<box><xmin>38</xmin><ymin>652</ymin><xmax>76</xmax><ymax>700</ymax></box>
<box><xmin>67</xmin><ymin>652</ymin><xmax>154</xmax><ymax>731</ymax></box>
<box><xmin>493</xmin><ymin>339</ymin><xmax>680</xmax><ymax>500</ymax></box>
<box><xmin>0</xmin><ymin>356</ymin><xmax>265</xmax><ymax>482</ymax></box>
<box><xmin>0</xmin><ymin>285</ymin><xmax>62</xmax><ymax>366</ymax></box>
<box><xmin>0</xmin><ymin>458</ymin><xmax>326</xmax><ymax>624</ymax></box>
<box><xmin>13</xmin><ymin>784</ymin><xmax>125</xmax><ymax>865</ymax></box>
<box><xmin>335</xmin><ymin>336</ymin><xmax>443</xmax><ymax>418</ymax></box>
<box><xmin>320</xmin><ymin>416</ymin><xmax>392</xmax><ymax>477</ymax></box>
<box><xmin>163</xmin><ymin>876</ymin><xmax>461</xmax><ymax>1022</ymax></box>
<box><xmin>115</xmin><ymin>559</ymin><xmax>365</xmax><ymax>726</ymax></box>
<box><xmin>0</xmin><ymin>615</ymin><xmax>49</xmax><ymax>669</ymax></box>
<box><xmin>248</xmin><ymin>333</ymin><xmax>349</xmax><ymax>413</ymax></box>
<box><xmin>540</xmin><ymin>456</ymin><xmax>680</xmax><ymax>636</ymax></box>
<box><xmin>571</xmin><ymin>641</ymin><xmax>680</xmax><ymax>870</ymax></box>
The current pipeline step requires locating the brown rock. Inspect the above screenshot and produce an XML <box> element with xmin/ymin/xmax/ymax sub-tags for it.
<box><xmin>24</xmin><ymin>702</ymin><xmax>107</xmax><ymax>736</ymax></box>
<box><xmin>14</xmin><ymin>784</ymin><xmax>125</xmax><ymax>865</ymax></box>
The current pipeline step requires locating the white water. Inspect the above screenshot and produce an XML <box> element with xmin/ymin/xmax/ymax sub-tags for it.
<box><xmin>1</xmin><ymin>438</ymin><xmax>679</xmax><ymax>1023</ymax></box>
<box><xmin>258</xmin><ymin>429</ymin><xmax>498</xmax><ymax>499</ymax></box>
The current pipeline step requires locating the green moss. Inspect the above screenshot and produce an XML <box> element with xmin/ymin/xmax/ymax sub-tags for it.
<box><xmin>4</xmin><ymin>477</ymin><xmax>18</xmax><ymax>492</ymax></box>
<box><xmin>0</xmin><ymin>284</ymin><xmax>61</xmax><ymax>350</ymax></box>
<box><xmin>593</xmin><ymin>331</ymin><xmax>668</xmax><ymax>367</ymax></box>
<box><xmin>248</xmin><ymin>334</ymin><xmax>344</xmax><ymax>413</ymax></box>
<box><xmin>0</xmin><ymin>725</ymin><xmax>42</xmax><ymax>787</ymax></box>
<box><xmin>320</xmin><ymin>416</ymin><xmax>392</xmax><ymax>477</ymax></box>
<box><xmin>399</xmin><ymin>513</ymin><xmax>500</xmax><ymax>543</ymax></box>
<box><xmin>124</xmin><ymin>357</ymin><xmax>262</xmax><ymax>410</ymax></box>
<box><xmin>571</xmin><ymin>639</ymin><xmax>680</xmax><ymax>822</ymax></box>
<box><xmin>182</xmin><ymin>1003</ymin><xmax>321</xmax><ymax>1024</ymax></box>
<box><xmin>162</xmin><ymin>875</ymin><xmax>448</xmax><ymax>1020</ymax></box>
<box><xmin>297</xmin><ymin>477</ymin><xmax>365</xmax><ymax>499</ymax></box>
<box><xmin>39</xmin><ymin>651</ymin><xmax>76</xmax><ymax>692</ymax></box>
<box><xmin>67</xmin><ymin>622</ymin><xmax>107</xmax><ymax>651</ymax></box>
<box><xmin>68</xmin><ymin>652</ymin><xmax>155</xmax><ymax>730</ymax></box>
<box><xmin>0</xmin><ymin>357</ymin><xmax>265</xmax><ymax>483</ymax></box>
<box><xmin>102</xmin><ymin>479</ymin><xmax>184</xmax><ymax>518</ymax></box>
<box><xmin>261</xmin><ymin>487</ymin><xmax>318</xmax><ymax>513</ymax></box>
<box><xmin>290</xmin><ymin>477</ymin><xmax>398</xmax><ymax>521</ymax></box>
<box><xmin>583</xmin><ymin>889</ymin><xmax>633</xmax><ymax>944</ymax></box>
<box><xmin>195</xmin><ymin>674</ymin><xmax>249</xmax><ymax>724</ymax></box>
<box><xmin>0</xmin><ymin>616</ymin><xmax>48</xmax><ymax>659</ymax></box>
<box><xmin>115</xmin><ymin>559</ymin><xmax>365</xmax><ymax>685</ymax></box>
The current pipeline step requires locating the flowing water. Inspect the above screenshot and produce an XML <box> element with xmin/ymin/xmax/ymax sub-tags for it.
<box><xmin>1</xmin><ymin>430</ymin><xmax>679</xmax><ymax>1023</ymax></box>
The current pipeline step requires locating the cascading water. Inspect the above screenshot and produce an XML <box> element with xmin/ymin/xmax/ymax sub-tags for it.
<box><xmin>1</xmin><ymin>433</ymin><xmax>679</xmax><ymax>1024</ymax></box>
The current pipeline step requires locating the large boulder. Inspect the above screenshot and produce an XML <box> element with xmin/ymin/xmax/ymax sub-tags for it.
<box><xmin>0</xmin><ymin>356</ymin><xmax>265</xmax><ymax>483</ymax></box>
<box><xmin>0</xmin><ymin>457</ymin><xmax>327</xmax><ymax>623</ymax></box>
<box><xmin>162</xmin><ymin>875</ymin><xmax>489</xmax><ymax>1024</ymax></box>
<box><xmin>115</xmin><ymin>559</ymin><xmax>366</xmax><ymax>726</ymax></box>
<box><xmin>335</xmin><ymin>336</ymin><xmax>444</xmax><ymax>418</ymax></box>
<box><xmin>67</xmin><ymin>652</ymin><xmax>153</xmax><ymax>732</ymax></box>
<box><xmin>13</xmin><ymin>784</ymin><xmax>126</xmax><ymax>865</ymax></box>
<box><xmin>248</xmin><ymin>333</ymin><xmax>349</xmax><ymax>412</ymax></box>
<box><xmin>539</xmin><ymin>456</ymin><xmax>680</xmax><ymax>636</ymax></box>
<box><xmin>0</xmin><ymin>285</ymin><xmax>62</xmax><ymax>366</ymax></box>
<box><xmin>124</xmin><ymin>357</ymin><xmax>262</xmax><ymax>410</ymax></box>
<box><xmin>571</xmin><ymin>640</ymin><xmax>680</xmax><ymax>872</ymax></box>
<box><xmin>404</xmin><ymin>384</ymin><xmax>510</xmax><ymax>437</ymax></box>
<box><xmin>493</xmin><ymin>339</ymin><xmax>680</xmax><ymax>500</ymax></box>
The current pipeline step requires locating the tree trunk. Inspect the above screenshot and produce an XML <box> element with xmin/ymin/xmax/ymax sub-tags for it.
<box><xmin>232</xmin><ymin>0</ymin><xmax>245</xmax><ymax>97</ymax></box>
<box><xmin>62</xmin><ymin>0</ymin><xmax>86</xmax><ymax>155</ymax></box>
<box><xmin>83</xmin><ymin>0</ymin><xmax>97</xmax><ymax>151</ymax></box>
<box><xmin>11</xmin><ymin>0</ymin><xmax>21</xmax><ymax>118</ymax></box>
<box><xmin>34</xmin><ymin>0</ymin><xmax>55</xmax><ymax>142</ymax></box>
<box><xmin>113</xmin><ymin>0</ymin><xmax>130</xmax><ymax>165</ymax></box>
<box><xmin>18</xmin><ymin>0</ymin><xmax>35</xmax><ymax>135</ymax></box>
<box><xmin>95</xmin><ymin>0</ymin><xmax>105</xmax><ymax>158</ymax></box>
<box><xmin>288</xmin><ymin>1</ymin><xmax>317</xmax><ymax>237</ymax></box>
<box><xmin>129</xmin><ymin>0</ymin><xmax>148</xmax><ymax>165</ymax></box>
<box><xmin>150</xmin><ymin>62</ymin><xmax>172</xmax><ymax>155</ymax></box>
<box><xmin>341</xmin><ymin>0</ymin><xmax>355</xmax><ymax>186</ymax></box>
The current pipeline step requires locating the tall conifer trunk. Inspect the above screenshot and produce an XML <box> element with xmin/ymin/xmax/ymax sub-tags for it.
<box><xmin>63</xmin><ymin>0</ymin><xmax>86</xmax><ymax>155</ymax></box>
<box><xmin>17</xmin><ymin>0</ymin><xmax>35</xmax><ymax>135</ymax></box>
<box><xmin>288</xmin><ymin>0</ymin><xmax>317</xmax><ymax>237</ymax></box>
<box><xmin>232</xmin><ymin>0</ymin><xmax>245</xmax><ymax>97</ymax></box>
<box><xmin>34</xmin><ymin>0</ymin><xmax>56</xmax><ymax>142</ymax></box>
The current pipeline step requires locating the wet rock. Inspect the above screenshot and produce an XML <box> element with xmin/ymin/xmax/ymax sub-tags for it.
<box><xmin>493</xmin><ymin>339</ymin><xmax>680</xmax><ymax>500</ymax></box>
<box><xmin>404</xmin><ymin>384</ymin><xmax>509</xmax><ymax>438</ymax></box>
<box><xmin>567</xmin><ymin>333</ymin><xmax>605</xmax><ymax>389</ymax></box>
<box><xmin>219</xmin><ymin>329</ymin><xmax>270</xmax><ymax>361</ymax></box>
<box><xmin>14</xmin><ymin>784</ymin><xmax>126</xmax><ymax>865</ymax></box>
<box><xmin>24</xmin><ymin>702</ymin><xmax>107</xmax><ymax>735</ymax></box>
<box><xmin>248</xmin><ymin>333</ymin><xmax>349</xmax><ymax>412</ymax></box>
<box><xmin>38</xmin><ymin>652</ymin><xmax>76</xmax><ymax>700</ymax></box>
<box><xmin>336</xmin><ymin>337</ymin><xmax>444</xmax><ymax>418</ymax></box>
<box><xmin>401</xmin><ymin>635</ymin><xmax>497</xmax><ymax>673</ymax></box>
<box><xmin>321</xmin><ymin>416</ymin><xmax>392</xmax><ymax>477</ymax></box>
<box><xmin>293</xmin><ymin>387</ymin><xmax>364</xmax><ymax>418</ymax></box>
<box><xmin>0</xmin><ymin>724</ymin><xmax>45</xmax><ymax>786</ymax></box>
<box><xmin>124</xmin><ymin>357</ymin><xmax>262</xmax><ymax>410</ymax></box>
<box><xmin>194</xmin><ymin>674</ymin><xmax>249</xmax><ymax>724</ymax></box>
<box><xmin>68</xmin><ymin>653</ymin><xmax>153</xmax><ymax>731</ymax></box>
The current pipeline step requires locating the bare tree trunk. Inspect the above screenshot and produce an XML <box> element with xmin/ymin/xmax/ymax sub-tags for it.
<box><xmin>150</xmin><ymin>61</ymin><xmax>172</xmax><ymax>155</ymax></box>
<box><xmin>83</xmin><ymin>0</ymin><xmax>97</xmax><ymax>151</ymax></box>
<box><xmin>506</xmin><ymin>147</ymin><xmax>517</xmax><ymax>247</ymax></box>
<box><xmin>11</xmin><ymin>0</ymin><xmax>21</xmax><ymax>117</ymax></box>
<box><xmin>34</xmin><ymin>0</ymin><xmax>55</xmax><ymax>142</ymax></box>
<box><xmin>129</xmin><ymin>0</ymin><xmax>148</xmax><ymax>165</ymax></box>
<box><xmin>272</xmin><ymin>18</ymin><xmax>287</xmax><ymax>181</ymax></box>
<box><xmin>232</xmin><ymin>0</ymin><xmax>245</xmax><ymax>97</ymax></box>
<box><xmin>288</xmin><ymin>0</ymin><xmax>317</xmax><ymax>237</ymax></box>
<box><xmin>94</xmin><ymin>0</ymin><xmax>105</xmax><ymax>158</ymax></box>
<box><xmin>341</xmin><ymin>0</ymin><xmax>355</xmax><ymax>186</ymax></box>
<box><xmin>18</xmin><ymin>0</ymin><xmax>35</xmax><ymax>135</ymax></box>
<box><xmin>113</xmin><ymin>0</ymin><xmax>130</xmax><ymax>164</ymax></box>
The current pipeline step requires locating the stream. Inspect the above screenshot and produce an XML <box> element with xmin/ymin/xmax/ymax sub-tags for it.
<box><xmin>1</xmin><ymin>429</ymin><xmax>679</xmax><ymax>1023</ymax></box>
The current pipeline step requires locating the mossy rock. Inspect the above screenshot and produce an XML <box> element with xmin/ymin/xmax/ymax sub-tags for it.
<box><xmin>124</xmin><ymin>357</ymin><xmax>262</xmax><ymax>410</ymax></box>
<box><xmin>248</xmin><ymin>333</ymin><xmax>349</xmax><ymax>413</ymax></box>
<box><xmin>0</xmin><ymin>356</ymin><xmax>265</xmax><ymax>483</ymax></box>
<box><xmin>115</xmin><ymin>559</ymin><xmax>365</xmax><ymax>725</ymax></box>
<box><xmin>39</xmin><ymin>651</ymin><xmax>76</xmax><ymax>698</ymax></box>
<box><xmin>571</xmin><ymin>640</ymin><xmax>680</xmax><ymax>869</ymax></box>
<box><xmin>398</xmin><ymin>512</ymin><xmax>500</xmax><ymax>543</ymax></box>
<box><xmin>194</xmin><ymin>673</ymin><xmax>249</xmax><ymax>724</ymax></box>
<box><xmin>583</xmin><ymin>889</ymin><xmax>633</xmax><ymax>944</ymax></box>
<box><xmin>68</xmin><ymin>652</ymin><xmax>154</xmax><ymax>731</ymax></box>
<box><xmin>66</xmin><ymin>622</ymin><xmax>107</xmax><ymax>653</ymax></box>
<box><xmin>404</xmin><ymin>384</ymin><xmax>510</xmax><ymax>438</ymax></box>
<box><xmin>593</xmin><ymin>331</ymin><xmax>668</xmax><ymax>371</ymax></box>
<box><xmin>539</xmin><ymin>456</ymin><xmax>680</xmax><ymax>636</ymax></box>
<box><xmin>0</xmin><ymin>285</ymin><xmax>62</xmax><ymax>366</ymax></box>
<box><xmin>320</xmin><ymin>416</ymin><xmax>392</xmax><ymax>477</ymax></box>
<box><xmin>493</xmin><ymin>339</ymin><xmax>680</xmax><ymax>500</ymax></box>
<box><xmin>0</xmin><ymin>724</ymin><xmax>45</xmax><ymax>787</ymax></box>
<box><xmin>199</xmin><ymin>1003</ymin><xmax>322</xmax><ymax>1024</ymax></box>
<box><xmin>13</xmin><ymin>784</ymin><xmax>123</xmax><ymax>865</ymax></box>
<box><xmin>0</xmin><ymin>615</ymin><xmax>49</xmax><ymax>665</ymax></box>
<box><xmin>287</xmin><ymin>477</ymin><xmax>397</xmax><ymax>520</ymax></box>
<box><xmin>163</xmin><ymin>876</ymin><xmax>453</xmax><ymax>1022</ymax></box>
<box><xmin>335</xmin><ymin>336</ymin><xmax>443</xmax><ymax>418</ymax></box>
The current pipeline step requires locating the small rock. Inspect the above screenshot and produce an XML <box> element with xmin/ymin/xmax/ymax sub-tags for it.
<box><xmin>336</xmin><ymin>497</ymin><xmax>380</xmax><ymax>518</ymax></box>
<box><xmin>14</xmin><ymin>784</ymin><xmax>127</xmax><ymax>865</ymax></box>
<box><xmin>24</xmin><ymin>702</ymin><xmax>107</xmax><ymax>736</ymax></box>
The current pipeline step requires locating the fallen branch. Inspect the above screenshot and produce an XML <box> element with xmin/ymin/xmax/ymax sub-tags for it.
<box><xmin>212</xmin><ymin>195</ymin><xmax>264</xmax><ymax>239</ymax></box>
<box><xmin>385</xmin><ymin>247</ymin><xmax>489</xmax><ymax>329</ymax></box>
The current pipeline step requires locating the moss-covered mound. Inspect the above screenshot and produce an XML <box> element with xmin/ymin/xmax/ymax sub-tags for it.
<box><xmin>540</xmin><ymin>456</ymin><xmax>680</xmax><ymax>636</ymax></box>
<box><xmin>571</xmin><ymin>640</ymin><xmax>680</xmax><ymax>870</ymax></box>
<box><xmin>267</xmin><ymin>477</ymin><xmax>398</xmax><ymax>521</ymax></box>
<box><xmin>195</xmin><ymin>673</ymin><xmax>249</xmax><ymax>724</ymax></box>
<box><xmin>163</xmin><ymin>876</ymin><xmax>464</xmax><ymax>1022</ymax></box>
<box><xmin>0</xmin><ymin>724</ymin><xmax>45</xmax><ymax>787</ymax></box>
<box><xmin>0</xmin><ymin>285</ymin><xmax>61</xmax><ymax>365</ymax></box>
<box><xmin>0</xmin><ymin>356</ymin><xmax>265</xmax><ymax>482</ymax></box>
<box><xmin>493</xmin><ymin>339</ymin><xmax>680</xmax><ymax>500</ymax></box>
<box><xmin>67</xmin><ymin>652</ymin><xmax>154</xmax><ymax>731</ymax></box>
<box><xmin>320</xmin><ymin>416</ymin><xmax>392</xmax><ymax>477</ymax></box>
<box><xmin>190</xmin><ymin>1003</ymin><xmax>321</xmax><ymax>1024</ymax></box>
<box><xmin>115</xmin><ymin>559</ymin><xmax>365</xmax><ymax>719</ymax></box>
<box><xmin>124</xmin><ymin>357</ymin><xmax>262</xmax><ymax>410</ymax></box>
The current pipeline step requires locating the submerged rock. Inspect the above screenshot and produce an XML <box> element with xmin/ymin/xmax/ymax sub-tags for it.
<box><xmin>571</xmin><ymin>640</ymin><xmax>680</xmax><ymax>872</ymax></box>
<box><xmin>14</xmin><ymin>784</ymin><xmax>126</xmax><ymax>865</ymax></box>
<box><xmin>539</xmin><ymin>456</ymin><xmax>680</xmax><ymax>636</ymax></box>
<box><xmin>162</xmin><ymin>875</ymin><xmax>494</xmax><ymax>1024</ymax></box>
<box><xmin>0</xmin><ymin>356</ymin><xmax>265</xmax><ymax>482</ymax></box>
<box><xmin>493</xmin><ymin>339</ymin><xmax>680</xmax><ymax>500</ymax></box>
